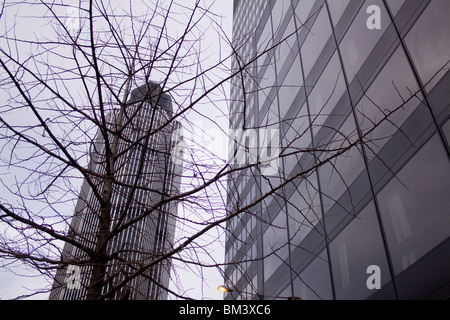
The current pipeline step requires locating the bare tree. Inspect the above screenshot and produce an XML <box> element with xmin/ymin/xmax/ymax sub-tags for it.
<box><xmin>0</xmin><ymin>0</ymin><xmax>441</xmax><ymax>301</ymax></box>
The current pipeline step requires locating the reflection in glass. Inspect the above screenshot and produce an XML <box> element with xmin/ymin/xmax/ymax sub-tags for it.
<box><xmin>293</xmin><ymin>250</ymin><xmax>333</xmax><ymax>300</ymax></box>
<box><xmin>287</xmin><ymin>175</ymin><xmax>322</xmax><ymax>248</ymax></box>
<box><xmin>405</xmin><ymin>0</ymin><xmax>450</xmax><ymax>91</ymax></box>
<box><xmin>355</xmin><ymin>46</ymin><xmax>422</xmax><ymax>160</ymax></box>
<box><xmin>330</xmin><ymin>202</ymin><xmax>392</xmax><ymax>300</ymax></box>
<box><xmin>326</xmin><ymin>0</ymin><xmax>350</xmax><ymax>26</ymax></box>
<box><xmin>318</xmin><ymin>115</ymin><xmax>364</xmax><ymax>213</ymax></box>
<box><xmin>271</xmin><ymin>0</ymin><xmax>291</xmax><ymax>35</ymax></box>
<box><xmin>386</xmin><ymin>0</ymin><xmax>405</xmax><ymax>15</ymax></box>
<box><xmin>294</xmin><ymin>0</ymin><xmax>315</xmax><ymax>25</ymax></box>
<box><xmin>443</xmin><ymin>119</ymin><xmax>450</xmax><ymax>145</ymax></box>
<box><xmin>300</xmin><ymin>6</ymin><xmax>332</xmax><ymax>78</ymax></box>
<box><xmin>377</xmin><ymin>134</ymin><xmax>450</xmax><ymax>274</ymax></box>
<box><xmin>278</xmin><ymin>54</ymin><xmax>303</xmax><ymax>119</ymax></box>
<box><xmin>308</xmin><ymin>52</ymin><xmax>346</xmax><ymax>137</ymax></box>
<box><xmin>339</xmin><ymin>0</ymin><xmax>388</xmax><ymax>82</ymax></box>
<box><xmin>282</xmin><ymin>103</ymin><xmax>310</xmax><ymax>176</ymax></box>
<box><xmin>263</xmin><ymin>211</ymin><xmax>289</xmax><ymax>282</ymax></box>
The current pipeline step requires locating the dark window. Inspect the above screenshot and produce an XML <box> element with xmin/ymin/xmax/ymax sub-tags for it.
<box><xmin>405</xmin><ymin>0</ymin><xmax>450</xmax><ymax>92</ymax></box>
<box><xmin>293</xmin><ymin>250</ymin><xmax>333</xmax><ymax>300</ymax></box>
<box><xmin>377</xmin><ymin>134</ymin><xmax>450</xmax><ymax>274</ymax></box>
<box><xmin>443</xmin><ymin>119</ymin><xmax>450</xmax><ymax>146</ymax></box>
<box><xmin>329</xmin><ymin>202</ymin><xmax>392</xmax><ymax>299</ymax></box>
<box><xmin>287</xmin><ymin>174</ymin><xmax>322</xmax><ymax>248</ymax></box>
<box><xmin>386</xmin><ymin>0</ymin><xmax>405</xmax><ymax>15</ymax></box>
<box><xmin>263</xmin><ymin>210</ymin><xmax>289</xmax><ymax>282</ymax></box>
<box><xmin>318</xmin><ymin>115</ymin><xmax>365</xmax><ymax>214</ymax></box>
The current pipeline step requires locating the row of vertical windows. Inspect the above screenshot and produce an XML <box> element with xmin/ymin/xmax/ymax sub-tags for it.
<box><xmin>54</xmin><ymin>94</ymin><xmax>178</xmax><ymax>299</ymax></box>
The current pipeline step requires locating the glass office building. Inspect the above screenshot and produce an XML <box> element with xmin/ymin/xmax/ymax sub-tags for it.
<box><xmin>225</xmin><ymin>0</ymin><xmax>450</xmax><ymax>300</ymax></box>
<box><xmin>50</xmin><ymin>82</ymin><xmax>182</xmax><ymax>300</ymax></box>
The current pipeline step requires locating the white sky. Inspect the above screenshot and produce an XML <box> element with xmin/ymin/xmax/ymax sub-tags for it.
<box><xmin>0</xmin><ymin>0</ymin><xmax>234</xmax><ymax>300</ymax></box>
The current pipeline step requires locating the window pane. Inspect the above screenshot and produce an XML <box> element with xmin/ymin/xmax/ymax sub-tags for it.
<box><xmin>386</xmin><ymin>0</ymin><xmax>405</xmax><ymax>15</ymax></box>
<box><xmin>278</xmin><ymin>54</ymin><xmax>303</xmax><ymax>119</ymax></box>
<box><xmin>275</xmin><ymin>17</ymin><xmax>297</xmax><ymax>71</ymax></box>
<box><xmin>282</xmin><ymin>103</ymin><xmax>311</xmax><ymax>176</ymax></box>
<box><xmin>287</xmin><ymin>175</ymin><xmax>322</xmax><ymax>248</ymax></box>
<box><xmin>258</xmin><ymin>57</ymin><xmax>276</xmax><ymax>114</ymax></box>
<box><xmin>263</xmin><ymin>211</ymin><xmax>289</xmax><ymax>282</ymax></box>
<box><xmin>271</xmin><ymin>0</ymin><xmax>291</xmax><ymax>34</ymax></box>
<box><xmin>294</xmin><ymin>0</ymin><xmax>316</xmax><ymax>25</ymax></box>
<box><xmin>308</xmin><ymin>52</ymin><xmax>347</xmax><ymax>137</ymax></box>
<box><xmin>330</xmin><ymin>202</ymin><xmax>392</xmax><ymax>300</ymax></box>
<box><xmin>300</xmin><ymin>5</ymin><xmax>332</xmax><ymax>78</ymax></box>
<box><xmin>377</xmin><ymin>134</ymin><xmax>450</xmax><ymax>274</ymax></box>
<box><xmin>327</xmin><ymin>0</ymin><xmax>350</xmax><ymax>26</ymax></box>
<box><xmin>339</xmin><ymin>0</ymin><xmax>389</xmax><ymax>82</ymax></box>
<box><xmin>405</xmin><ymin>0</ymin><xmax>450</xmax><ymax>91</ymax></box>
<box><xmin>293</xmin><ymin>250</ymin><xmax>333</xmax><ymax>300</ymax></box>
<box><xmin>355</xmin><ymin>46</ymin><xmax>422</xmax><ymax>159</ymax></box>
<box><xmin>318</xmin><ymin>115</ymin><xmax>365</xmax><ymax>213</ymax></box>
<box><xmin>443</xmin><ymin>119</ymin><xmax>450</xmax><ymax>145</ymax></box>
<box><xmin>257</xmin><ymin>17</ymin><xmax>272</xmax><ymax>51</ymax></box>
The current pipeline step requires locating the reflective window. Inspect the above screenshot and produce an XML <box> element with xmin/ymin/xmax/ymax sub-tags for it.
<box><xmin>377</xmin><ymin>134</ymin><xmax>450</xmax><ymax>274</ymax></box>
<box><xmin>405</xmin><ymin>0</ymin><xmax>450</xmax><ymax>91</ymax></box>
<box><xmin>339</xmin><ymin>0</ymin><xmax>389</xmax><ymax>82</ymax></box>
<box><xmin>386</xmin><ymin>0</ymin><xmax>405</xmax><ymax>15</ymax></box>
<box><xmin>278</xmin><ymin>54</ymin><xmax>303</xmax><ymax>119</ymax></box>
<box><xmin>330</xmin><ymin>202</ymin><xmax>392</xmax><ymax>300</ymax></box>
<box><xmin>318</xmin><ymin>115</ymin><xmax>365</xmax><ymax>213</ymax></box>
<box><xmin>258</xmin><ymin>57</ymin><xmax>277</xmax><ymax>114</ymax></box>
<box><xmin>275</xmin><ymin>16</ymin><xmax>297</xmax><ymax>71</ymax></box>
<box><xmin>293</xmin><ymin>250</ymin><xmax>333</xmax><ymax>300</ymax></box>
<box><xmin>294</xmin><ymin>0</ymin><xmax>316</xmax><ymax>25</ymax></box>
<box><xmin>282</xmin><ymin>103</ymin><xmax>310</xmax><ymax>176</ymax></box>
<box><xmin>257</xmin><ymin>14</ymin><xmax>273</xmax><ymax>51</ymax></box>
<box><xmin>263</xmin><ymin>210</ymin><xmax>289</xmax><ymax>282</ymax></box>
<box><xmin>271</xmin><ymin>0</ymin><xmax>291</xmax><ymax>35</ymax></box>
<box><xmin>257</xmin><ymin>8</ymin><xmax>277</xmax><ymax>115</ymax></box>
<box><xmin>308</xmin><ymin>52</ymin><xmax>347</xmax><ymax>137</ymax></box>
<box><xmin>443</xmin><ymin>119</ymin><xmax>450</xmax><ymax>145</ymax></box>
<box><xmin>276</xmin><ymin>285</ymin><xmax>292</xmax><ymax>300</ymax></box>
<box><xmin>287</xmin><ymin>175</ymin><xmax>322</xmax><ymax>248</ymax></box>
<box><xmin>327</xmin><ymin>0</ymin><xmax>350</xmax><ymax>26</ymax></box>
<box><xmin>355</xmin><ymin>46</ymin><xmax>422</xmax><ymax>160</ymax></box>
<box><xmin>300</xmin><ymin>5</ymin><xmax>332</xmax><ymax>78</ymax></box>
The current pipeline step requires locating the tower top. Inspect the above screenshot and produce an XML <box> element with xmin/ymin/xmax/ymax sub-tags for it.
<box><xmin>128</xmin><ymin>82</ymin><xmax>173</xmax><ymax>117</ymax></box>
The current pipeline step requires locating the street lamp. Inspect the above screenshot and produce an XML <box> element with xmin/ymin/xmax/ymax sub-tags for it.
<box><xmin>217</xmin><ymin>285</ymin><xmax>233</xmax><ymax>293</ymax></box>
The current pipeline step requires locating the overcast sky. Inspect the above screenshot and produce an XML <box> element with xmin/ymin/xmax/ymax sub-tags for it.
<box><xmin>0</xmin><ymin>0</ymin><xmax>234</xmax><ymax>300</ymax></box>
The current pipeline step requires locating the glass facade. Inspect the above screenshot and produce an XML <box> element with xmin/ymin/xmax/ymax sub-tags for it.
<box><xmin>225</xmin><ymin>0</ymin><xmax>450</xmax><ymax>300</ymax></box>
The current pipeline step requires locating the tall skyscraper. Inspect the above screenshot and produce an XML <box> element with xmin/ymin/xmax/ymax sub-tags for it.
<box><xmin>225</xmin><ymin>0</ymin><xmax>450</xmax><ymax>300</ymax></box>
<box><xmin>50</xmin><ymin>82</ymin><xmax>183</xmax><ymax>300</ymax></box>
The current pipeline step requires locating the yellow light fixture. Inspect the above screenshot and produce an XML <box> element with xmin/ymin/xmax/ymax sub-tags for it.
<box><xmin>217</xmin><ymin>285</ymin><xmax>233</xmax><ymax>293</ymax></box>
